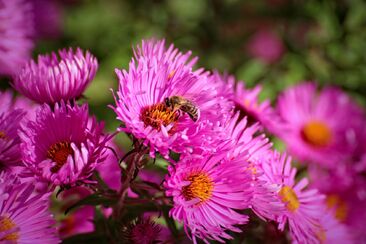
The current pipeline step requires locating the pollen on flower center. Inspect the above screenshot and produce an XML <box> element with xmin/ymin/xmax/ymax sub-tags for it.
<box><xmin>279</xmin><ymin>186</ymin><xmax>300</xmax><ymax>212</ymax></box>
<box><xmin>182</xmin><ymin>172</ymin><xmax>214</xmax><ymax>203</ymax></box>
<box><xmin>0</xmin><ymin>216</ymin><xmax>19</xmax><ymax>241</ymax></box>
<box><xmin>301</xmin><ymin>121</ymin><xmax>332</xmax><ymax>147</ymax></box>
<box><xmin>326</xmin><ymin>194</ymin><xmax>348</xmax><ymax>222</ymax></box>
<box><xmin>47</xmin><ymin>141</ymin><xmax>73</xmax><ymax>173</ymax></box>
<box><xmin>140</xmin><ymin>103</ymin><xmax>179</xmax><ymax>132</ymax></box>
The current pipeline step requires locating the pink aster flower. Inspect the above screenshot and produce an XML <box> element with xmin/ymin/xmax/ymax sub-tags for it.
<box><xmin>0</xmin><ymin>0</ymin><xmax>34</xmax><ymax>76</ymax></box>
<box><xmin>0</xmin><ymin>109</ymin><xmax>25</xmax><ymax>171</ymax></box>
<box><xmin>275</xmin><ymin>82</ymin><xmax>364</xmax><ymax>167</ymax></box>
<box><xmin>260</xmin><ymin>152</ymin><xmax>325</xmax><ymax>244</ymax></box>
<box><xmin>13</xmin><ymin>48</ymin><xmax>98</xmax><ymax>104</ymax></box>
<box><xmin>247</xmin><ymin>29</ymin><xmax>284</xmax><ymax>64</ymax></box>
<box><xmin>214</xmin><ymin>71</ymin><xmax>278</xmax><ymax>129</ymax></box>
<box><xmin>133</xmin><ymin>39</ymin><xmax>205</xmax><ymax>76</ymax></box>
<box><xmin>19</xmin><ymin>102</ymin><xmax>110</xmax><ymax>187</ymax></box>
<box><xmin>223</xmin><ymin>113</ymin><xmax>284</xmax><ymax>221</ymax></box>
<box><xmin>0</xmin><ymin>90</ymin><xmax>38</xmax><ymax>120</ymax></box>
<box><xmin>122</xmin><ymin>217</ymin><xmax>163</xmax><ymax>244</ymax></box>
<box><xmin>316</xmin><ymin>207</ymin><xmax>354</xmax><ymax>244</ymax></box>
<box><xmin>31</xmin><ymin>0</ymin><xmax>63</xmax><ymax>39</ymax></box>
<box><xmin>59</xmin><ymin>206</ymin><xmax>94</xmax><ymax>239</ymax></box>
<box><xmin>0</xmin><ymin>171</ymin><xmax>59</xmax><ymax>243</ymax></box>
<box><xmin>0</xmin><ymin>91</ymin><xmax>29</xmax><ymax>171</ymax></box>
<box><xmin>309</xmin><ymin>165</ymin><xmax>366</xmax><ymax>242</ymax></box>
<box><xmin>96</xmin><ymin>141</ymin><xmax>123</xmax><ymax>191</ymax></box>
<box><xmin>112</xmin><ymin>40</ymin><xmax>233</xmax><ymax>158</ymax></box>
<box><xmin>164</xmin><ymin>149</ymin><xmax>252</xmax><ymax>243</ymax></box>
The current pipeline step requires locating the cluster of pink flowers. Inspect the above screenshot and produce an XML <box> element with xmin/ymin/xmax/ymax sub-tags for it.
<box><xmin>1</xmin><ymin>35</ymin><xmax>365</xmax><ymax>243</ymax></box>
<box><xmin>112</xmin><ymin>40</ymin><xmax>365</xmax><ymax>243</ymax></box>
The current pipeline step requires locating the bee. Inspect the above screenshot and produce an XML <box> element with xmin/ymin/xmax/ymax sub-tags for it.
<box><xmin>164</xmin><ymin>96</ymin><xmax>200</xmax><ymax>122</ymax></box>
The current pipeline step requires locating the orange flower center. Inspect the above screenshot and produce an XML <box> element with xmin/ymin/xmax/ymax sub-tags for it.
<box><xmin>326</xmin><ymin>194</ymin><xmax>348</xmax><ymax>222</ymax></box>
<box><xmin>182</xmin><ymin>172</ymin><xmax>213</xmax><ymax>203</ymax></box>
<box><xmin>47</xmin><ymin>141</ymin><xmax>73</xmax><ymax>173</ymax></box>
<box><xmin>0</xmin><ymin>216</ymin><xmax>19</xmax><ymax>241</ymax></box>
<box><xmin>247</xmin><ymin>163</ymin><xmax>257</xmax><ymax>176</ymax></box>
<box><xmin>59</xmin><ymin>215</ymin><xmax>75</xmax><ymax>237</ymax></box>
<box><xmin>0</xmin><ymin>131</ymin><xmax>7</xmax><ymax>140</ymax></box>
<box><xmin>301</xmin><ymin>121</ymin><xmax>332</xmax><ymax>147</ymax></box>
<box><xmin>279</xmin><ymin>186</ymin><xmax>300</xmax><ymax>212</ymax></box>
<box><xmin>316</xmin><ymin>228</ymin><xmax>327</xmax><ymax>243</ymax></box>
<box><xmin>140</xmin><ymin>103</ymin><xmax>179</xmax><ymax>133</ymax></box>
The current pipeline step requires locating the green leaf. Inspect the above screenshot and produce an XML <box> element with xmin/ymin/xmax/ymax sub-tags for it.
<box><xmin>65</xmin><ymin>194</ymin><xmax>117</xmax><ymax>215</ymax></box>
<box><xmin>62</xmin><ymin>232</ymin><xmax>109</xmax><ymax>244</ymax></box>
<box><xmin>161</xmin><ymin>205</ymin><xmax>179</xmax><ymax>237</ymax></box>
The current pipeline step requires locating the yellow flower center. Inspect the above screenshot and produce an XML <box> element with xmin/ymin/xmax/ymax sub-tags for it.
<box><xmin>279</xmin><ymin>186</ymin><xmax>300</xmax><ymax>212</ymax></box>
<box><xmin>301</xmin><ymin>121</ymin><xmax>332</xmax><ymax>147</ymax></box>
<box><xmin>0</xmin><ymin>216</ymin><xmax>19</xmax><ymax>241</ymax></box>
<box><xmin>326</xmin><ymin>194</ymin><xmax>348</xmax><ymax>222</ymax></box>
<box><xmin>182</xmin><ymin>172</ymin><xmax>214</xmax><ymax>203</ymax></box>
<box><xmin>47</xmin><ymin>141</ymin><xmax>73</xmax><ymax>173</ymax></box>
<box><xmin>140</xmin><ymin>103</ymin><xmax>179</xmax><ymax>133</ymax></box>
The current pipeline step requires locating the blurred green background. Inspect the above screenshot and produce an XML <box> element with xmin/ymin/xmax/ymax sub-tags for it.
<box><xmin>34</xmin><ymin>0</ymin><xmax>366</xmax><ymax>146</ymax></box>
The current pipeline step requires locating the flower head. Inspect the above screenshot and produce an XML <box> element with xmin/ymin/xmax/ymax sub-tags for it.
<box><xmin>13</xmin><ymin>48</ymin><xmax>98</xmax><ymax>104</ymax></box>
<box><xmin>0</xmin><ymin>91</ymin><xmax>30</xmax><ymax>171</ymax></box>
<box><xmin>0</xmin><ymin>171</ymin><xmax>59</xmax><ymax>243</ymax></box>
<box><xmin>213</xmin><ymin>72</ymin><xmax>278</xmax><ymax>130</ymax></box>
<box><xmin>0</xmin><ymin>109</ymin><xmax>25</xmax><ymax>171</ymax></box>
<box><xmin>247</xmin><ymin>29</ymin><xmax>284</xmax><ymax>64</ymax></box>
<box><xmin>0</xmin><ymin>0</ymin><xmax>34</xmax><ymax>76</ymax></box>
<box><xmin>112</xmin><ymin>39</ymin><xmax>233</xmax><ymax>158</ymax></box>
<box><xmin>259</xmin><ymin>152</ymin><xmax>325</xmax><ymax>244</ymax></box>
<box><xmin>121</xmin><ymin>217</ymin><xmax>162</xmax><ymax>244</ymax></box>
<box><xmin>223</xmin><ymin>113</ymin><xmax>284</xmax><ymax>221</ymax></box>
<box><xmin>31</xmin><ymin>0</ymin><xmax>62</xmax><ymax>39</ymax></box>
<box><xmin>164</xmin><ymin>148</ymin><xmax>252</xmax><ymax>243</ymax></box>
<box><xmin>317</xmin><ymin>208</ymin><xmax>354</xmax><ymax>244</ymax></box>
<box><xmin>309</xmin><ymin>164</ymin><xmax>366</xmax><ymax>242</ymax></box>
<box><xmin>275</xmin><ymin>82</ymin><xmax>364</xmax><ymax>167</ymax></box>
<box><xmin>19</xmin><ymin>102</ymin><xmax>109</xmax><ymax>187</ymax></box>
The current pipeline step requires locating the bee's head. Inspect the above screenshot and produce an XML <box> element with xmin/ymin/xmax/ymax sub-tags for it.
<box><xmin>164</xmin><ymin>97</ymin><xmax>171</xmax><ymax>107</ymax></box>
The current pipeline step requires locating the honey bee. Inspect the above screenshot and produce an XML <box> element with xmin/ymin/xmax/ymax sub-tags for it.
<box><xmin>164</xmin><ymin>96</ymin><xmax>200</xmax><ymax>122</ymax></box>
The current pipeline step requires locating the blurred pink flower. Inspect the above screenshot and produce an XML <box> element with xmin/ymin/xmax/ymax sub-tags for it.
<box><xmin>275</xmin><ymin>82</ymin><xmax>364</xmax><ymax>167</ymax></box>
<box><xmin>317</xmin><ymin>208</ymin><xmax>354</xmax><ymax>244</ymax></box>
<box><xmin>31</xmin><ymin>0</ymin><xmax>63</xmax><ymax>39</ymax></box>
<box><xmin>96</xmin><ymin>141</ymin><xmax>123</xmax><ymax>191</ymax></box>
<box><xmin>213</xmin><ymin>71</ymin><xmax>279</xmax><ymax>130</ymax></box>
<box><xmin>0</xmin><ymin>0</ymin><xmax>34</xmax><ymax>76</ymax></box>
<box><xmin>247</xmin><ymin>29</ymin><xmax>284</xmax><ymax>63</ymax></box>
<box><xmin>58</xmin><ymin>187</ymin><xmax>94</xmax><ymax>239</ymax></box>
